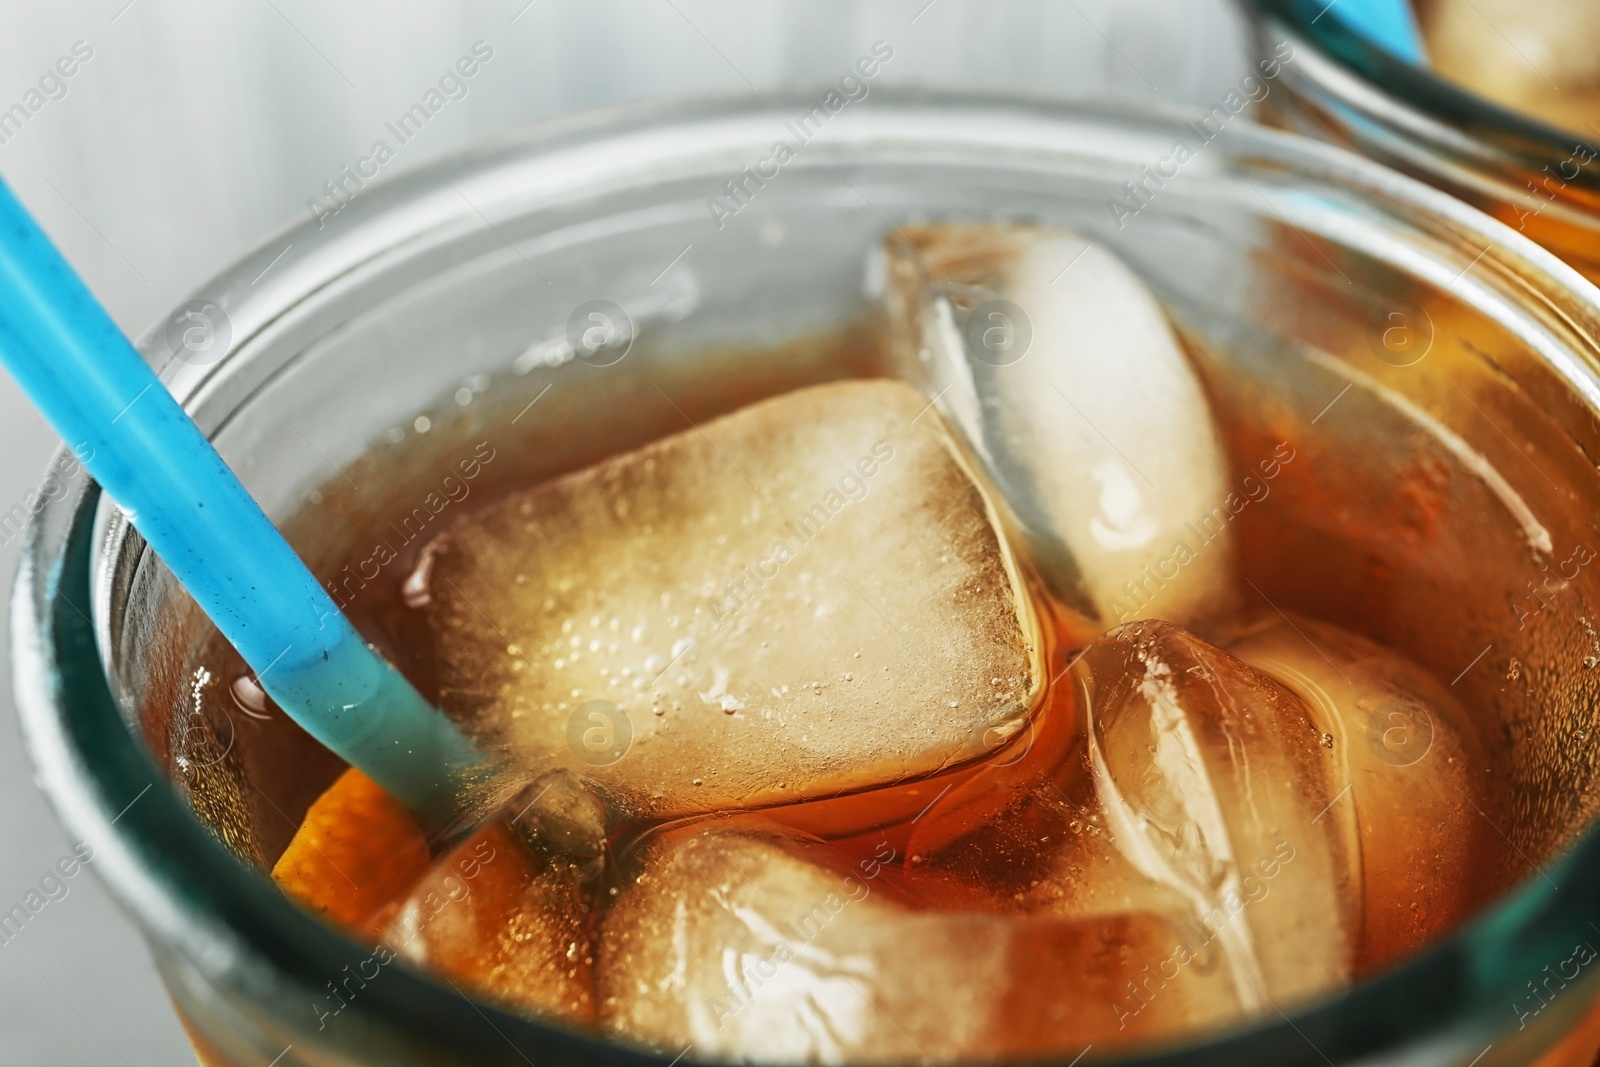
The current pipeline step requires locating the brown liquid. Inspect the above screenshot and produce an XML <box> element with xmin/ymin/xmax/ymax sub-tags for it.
<box><xmin>168</xmin><ymin>325</ymin><xmax>1536</xmax><ymax>1059</ymax></box>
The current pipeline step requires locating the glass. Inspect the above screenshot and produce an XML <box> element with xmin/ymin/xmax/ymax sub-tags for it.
<box><xmin>14</xmin><ymin>88</ymin><xmax>1600</xmax><ymax>1065</ymax></box>
<box><xmin>1244</xmin><ymin>0</ymin><xmax>1600</xmax><ymax>284</ymax></box>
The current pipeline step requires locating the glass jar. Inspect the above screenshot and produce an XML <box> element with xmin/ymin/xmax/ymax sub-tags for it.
<box><xmin>1244</xmin><ymin>0</ymin><xmax>1600</xmax><ymax>284</ymax></box>
<box><xmin>14</xmin><ymin>89</ymin><xmax>1600</xmax><ymax>1066</ymax></box>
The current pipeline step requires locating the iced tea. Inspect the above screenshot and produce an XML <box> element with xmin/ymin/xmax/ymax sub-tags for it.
<box><xmin>177</xmin><ymin>224</ymin><xmax>1533</xmax><ymax>1063</ymax></box>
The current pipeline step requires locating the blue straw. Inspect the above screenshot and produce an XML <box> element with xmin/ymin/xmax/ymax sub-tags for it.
<box><xmin>0</xmin><ymin>175</ymin><xmax>484</xmax><ymax>826</ymax></box>
<box><xmin>1331</xmin><ymin>0</ymin><xmax>1428</xmax><ymax>64</ymax></box>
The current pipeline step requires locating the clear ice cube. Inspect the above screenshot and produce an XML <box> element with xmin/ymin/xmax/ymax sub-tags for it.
<box><xmin>904</xmin><ymin>732</ymin><xmax>1201</xmax><ymax>925</ymax></box>
<box><xmin>424</xmin><ymin>379</ymin><xmax>1042</xmax><ymax>820</ymax></box>
<box><xmin>597</xmin><ymin>824</ymin><xmax>1239</xmax><ymax>1063</ymax></box>
<box><xmin>1071</xmin><ymin>621</ymin><xmax>1359</xmax><ymax>1008</ymax></box>
<box><xmin>1228</xmin><ymin>613</ymin><xmax>1491</xmax><ymax>969</ymax></box>
<box><xmin>883</xmin><ymin>224</ymin><xmax>1238</xmax><ymax>633</ymax></box>
<box><xmin>383</xmin><ymin>821</ymin><xmax>597</xmax><ymax>1025</ymax></box>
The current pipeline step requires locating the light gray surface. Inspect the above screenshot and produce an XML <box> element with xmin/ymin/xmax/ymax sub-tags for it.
<box><xmin>0</xmin><ymin>2</ymin><xmax>1249</xmax><ymax>1061</ymax></box>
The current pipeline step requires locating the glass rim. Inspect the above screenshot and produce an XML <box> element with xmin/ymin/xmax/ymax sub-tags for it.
<box><xmin>13</xmin><ymin>85</ymin><xmax>1600</xmax><ymax>1066</ymax></box>
<box><xmin>1246</xmin><ymin>0</ymin><xmax>1600</xmax><ymax>191</ymax></box>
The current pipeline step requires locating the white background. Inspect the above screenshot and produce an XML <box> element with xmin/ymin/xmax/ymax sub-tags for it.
<box><xmin>0</xmin><ymin>2</ymin><xmax>1249</xmax><ymax>1061</ymax></box>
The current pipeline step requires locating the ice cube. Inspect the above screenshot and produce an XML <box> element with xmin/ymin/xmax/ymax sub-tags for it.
<box><xmin>883</xmin><ymin>224</ymin><xmax>1238</xmax><ymax>633</ymax></box>
<box><xmin>1423</xmin><ymin>0</ymin><xmax>1600</xmax><ymax>134</ymax></box>
<box><xmin>904</xmin><ymin>730</ymin><xmax>1200</xmax><ymax>925</ymax></box>
<box><xmin>1228</xmin><ymin>614</ymin><xmax>1492</xmax><ymax>970</ymax></box>
<box><xmin>1063</xmin><ymin>621</ymin><xmax>1357</xmax><ymax>1009</ymax></box>
<box><xmin>509</xmin><ymin>769</ymin><xmax>610</xmax><ymax>861</ymax></box>
<box><xmin>597</xmin><ymin>824</ymin><xmax>1239</xmax><ymax>1062</ymax></box>
<box><xmin>382</xmin><ymin>820</ymin><xmax>597</xmax><ymax>1025</ymax></box>
<box><xmin>425</xmin><ymin>379</ymin><xmax>1042</xmax><ymax>820</ymax></box>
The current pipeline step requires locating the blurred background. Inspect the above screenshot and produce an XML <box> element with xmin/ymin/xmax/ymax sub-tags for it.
<box><xmin>0</xmin><ymin>2</ymin><xmax>1248</xmax><ymax>1061</ymax></box>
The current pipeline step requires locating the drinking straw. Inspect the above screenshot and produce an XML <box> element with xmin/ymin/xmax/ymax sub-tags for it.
<box><xmin>0</xmin><ymin>176</ymin><xmax>484</xmax><ymax>826</ymax></box>
<box><xmin>1331</xmin><ymin>0</ymin><xmax>1428</xmax><ymax>64</ymax></box>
